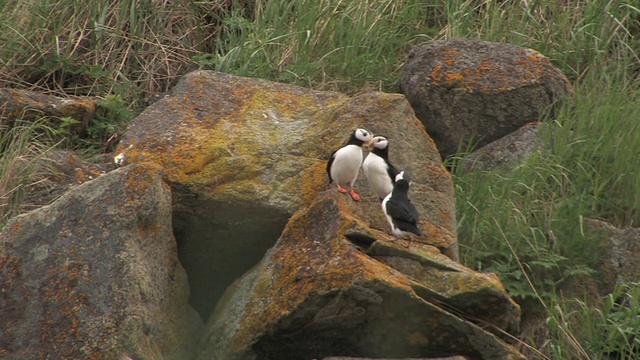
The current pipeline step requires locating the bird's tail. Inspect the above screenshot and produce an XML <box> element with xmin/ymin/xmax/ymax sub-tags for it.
<box><xmin>398</xmin><ymin>222</ymin><xmax>423</xmax><ymax>237</ymax></box>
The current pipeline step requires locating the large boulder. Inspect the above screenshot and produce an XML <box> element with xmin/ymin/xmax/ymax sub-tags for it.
<box><xmin>114</xmin><ymin>71</ymin><xmax>457</xmax><ymax>317</ymax></box>
<box><xmin>0</xmin><ymin>163</ymin><xmax>202</xmax><ymax>359</ymax></box>
<box><xmin>197</xmin><ymin>190</ymin><xmax>522</xmax><ymax>360</ymax></box>
<box><xmin>400</xmin><ymin>38</ymin><xmax>570</xmax><ymax>159</ymax></box>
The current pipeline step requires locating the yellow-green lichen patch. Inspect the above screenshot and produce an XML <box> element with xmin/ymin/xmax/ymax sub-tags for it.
<box><xmin>420</xmin><ymin>268</ymin><xmax>503</xmax><ymax>297</ymax></box>
<box><xmin>240</xmin><ymin>86</ymin><xmax>330</xmax><ymax>121</ymax></box>
<box><xmin>211</xmin><ymin>180</ymin><xmax>272</xmax><ymax>204</ymax></box>
<box><xmin>293</xmin><ymin>162</ymin><xmax>329</xmax><ymax>206</ymax></box>
<box><xmin>408</xmin><ymin>331</ymin><xmax>430</xmax><ymax>346</ymax></box>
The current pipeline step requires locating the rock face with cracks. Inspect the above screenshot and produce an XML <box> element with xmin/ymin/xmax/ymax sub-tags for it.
<box><xmin>115</xmin><ymin>70</ymin><xmax>458</xmax><ymax>318</ymax></box>
<box><xmin>197</xmin><ymin>190</ymin><xmax>523</xmax><ymax>360</ymax></box>
<box><xmin>0</xmin><ymin>163</ymin><xmax>202</xmax><ymax>359</ymax></box>
<box><xmin>400</xmin><ymin>38</ymin><xmax>570</xmax><ymax>159</ymax></box>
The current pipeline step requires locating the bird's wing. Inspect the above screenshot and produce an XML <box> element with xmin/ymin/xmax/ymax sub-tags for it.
<box><xmin>326</xmin><ymin>149</ymin><xmax>337</xmax><ymax>182</ymax></box>
<box><xmin>386</xmin><ymin>198</ymin><xmax>419</xmax><ymax>224</ymax></box>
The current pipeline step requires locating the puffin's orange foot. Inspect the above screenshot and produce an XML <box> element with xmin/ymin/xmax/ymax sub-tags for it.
<box><xmin>348</xmin><ymin>189</ymin><xmax>361</xmax><ymax>201</ymax></box>
<box><xmin>337</xmin><ymin>185</ymin><xmax>348</xmax><ymax>194</ymax></box>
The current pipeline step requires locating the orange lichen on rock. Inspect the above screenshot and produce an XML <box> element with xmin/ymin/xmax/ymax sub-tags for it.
<box><xmin>230</xmin><ymin>192</ymin><xmax>418</xmax><ymax>348</ymax></box>
<box><xmin>428</xmin><ymin>46</ymin><xmax>552</xmax><ymax>93</ymax></box>
<box><xmin>296</xmin><ymin>162</ymin><xmax>329</xmax><ymax>206</ymax></box>
<box><xmin>204</xmin><ymin>189</ymin><xmax>523</xmax><ymax>359</ymax></box>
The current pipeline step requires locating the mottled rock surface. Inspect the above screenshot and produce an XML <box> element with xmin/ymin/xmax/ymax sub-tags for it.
<box><xmin>584</xmin><ymin>218</ymin><xmax>640</xmax><ymax>295</ymax></box>
<box><xmin>0</xmin><ymin>163</ymin><xmax>202</xmax><ymax>359</ymax></box>
<box><xmin>461</xmin><ymin>122</ymin><xmax>543</xmax><ymax>173</ymax></box>
<box><xmin>400</xmin><ymin>38</ymin><xmax>570</xmax><ymax>158</ymax></box>
<box><xmin>0</xmin><ymin>88</ymin><xmax>95</xmax><ymax>131</ymax></box>
<box><xmin>197</xmin><ymin>190</ymin><xmax>522</xmax><ymax>360</ymax></box>
<box><xmin>115</xmin><ymin>71</ymin><xmax>457</xmax><ymax>317</ymax></box>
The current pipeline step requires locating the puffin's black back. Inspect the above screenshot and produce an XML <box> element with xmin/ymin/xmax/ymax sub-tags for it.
<box><xmin>326</xmin><ymin>149</ymin><xmax>337</xmax><ymax>182</ymax></box>
<box><xmin>386</xmin><ymin>179</ymin><xmax>422</xmax><ymax>236</ymax></box>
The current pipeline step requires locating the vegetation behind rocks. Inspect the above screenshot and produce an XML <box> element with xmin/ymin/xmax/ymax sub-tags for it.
<box><xmin>1</xmin><ymin>0</ymin><xmax>639</xmax><ymax>358</ymax></box>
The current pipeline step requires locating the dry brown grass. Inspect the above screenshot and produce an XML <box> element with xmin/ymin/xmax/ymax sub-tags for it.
<box><xmin>0</xmin><ymin>121</ymin><xmax>54</xmax><ymax>224</ymax></box>
<box><xmin>0</xmin><ymin>1</ymin><xmax>231</xmax><ymax>107</ymax></box>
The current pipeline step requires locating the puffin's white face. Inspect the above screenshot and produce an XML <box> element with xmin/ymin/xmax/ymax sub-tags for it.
<box><xmin>355</xmin><ymin>128</ymin><xmax>373</xmax><ymax>146</ymax></box>
<box><xmin>369</xmin><ymin>136</ymin><xmax>388</xmax><ymax>151</ymax></box>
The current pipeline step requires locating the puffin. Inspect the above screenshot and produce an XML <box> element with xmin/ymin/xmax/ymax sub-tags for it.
<box><xmin>362</xmin><ymin>135</ymin><xmax>399</xmax><ymax>201</ymax></box>
<box><xmin>381</xmin><ymin>171</ymin><xmax>423</xmax><ymax>247</ymax></box>
<box><xmin>326</xmin><ymin>128</ymin><xmax>374</xmax><ymax>201</ymax></box>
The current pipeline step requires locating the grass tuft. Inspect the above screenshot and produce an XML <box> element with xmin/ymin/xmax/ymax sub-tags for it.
<box><xmin>0</xmin><ymin>121</ymin><xmax>55</xmax><ymax>226</ymax></box>
<box><xmin>195</xmin><ymin>0</ymin><xmax>444</xmax><ymax>93</ymax></box>
<box><xmin>0</xmin><ymin>1</ymin><xmax>227</xmax><ymax>107</ymax></box>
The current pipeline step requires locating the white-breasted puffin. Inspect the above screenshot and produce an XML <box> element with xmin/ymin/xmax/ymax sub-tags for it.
<box><xmin>382</xmin><ymin>171</ymin><xmax>423</xmax><ymax>247</ymax></box>
<box><xmin>362</xmin><ymin>135</ymin><xmax>399</xmax><ymax>201</ymax></box>
<box><xmin>326</xmin><ymin>128</ymin><xmax>374</xmax><ymax>201</ymax></box>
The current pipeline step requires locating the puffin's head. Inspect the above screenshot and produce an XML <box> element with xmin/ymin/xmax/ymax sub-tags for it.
<box><xmin>352</xmin><ymin>128</ymin><xmax>374</xmax><ymax>148</ymax></box>
<box><xmin>367</xmin><ymin>135</ymin><xmax>389</xmax><ymax>151</ymax></box>
<box><xmin>395</xmin><ymin>171</ymin><xmax>411</xmax><ymax>186</ymax></box>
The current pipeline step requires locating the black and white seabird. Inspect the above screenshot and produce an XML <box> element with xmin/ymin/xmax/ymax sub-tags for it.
<box><xmin>362</xmin><ymin>135</ymin><xmax>399</xmax><ymax>201</ymax></box>
<box><xmin>327</xmin><ymin>128</ymin><xmax>374</xmax><ymax>201</ymax></box>
<box><xmin>382</xmin><ymin>171</ymin><xmax>423</xmax><ymax>247</ymax></box>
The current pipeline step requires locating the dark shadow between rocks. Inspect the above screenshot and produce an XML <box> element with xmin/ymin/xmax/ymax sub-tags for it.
<box><xmin>172</xmin><ymin>189</ymin><xmax>290</xmax><ymax>319</ymax></box>
<box><xmin>344</xmin><ymin>231</ymin><xmax>377</xmax><ymax>251</ymax></box>
<box><xmin>250</xmin><ymin>284</ymin><xmax>469</xmax><ymax>360</ymax></box>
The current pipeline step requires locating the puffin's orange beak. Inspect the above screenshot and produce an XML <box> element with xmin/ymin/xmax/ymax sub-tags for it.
<box><xmin>364</xmin><ymin>138</ymin><xmax>375</xmax><ymax>151</ymax></box>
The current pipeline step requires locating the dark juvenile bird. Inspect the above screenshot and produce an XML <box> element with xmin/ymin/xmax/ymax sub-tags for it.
<box><xmin>381</xmin><ymin>171</ymin><xmax>423</xmax><ymax>247</ymax></box>
<box><xmin>327</xmin><ymin>128</ymin><xmax>374</xmax><ymax>201</ymax></box>
<box><xmin>362</xmin><ymin>135</ymin><xmax>399</xmax><ymax>201</ymax></box>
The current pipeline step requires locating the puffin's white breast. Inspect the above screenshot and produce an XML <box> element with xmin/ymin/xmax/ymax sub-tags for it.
<box><xmin>330</xmin><ymin>144</ymin><xmax>363</xmax><ymax>186</ymax></box>
<box><xmin>363</xmin><ymin>153</ymin><xmax>394</xmax><ymax>199</ymax></box>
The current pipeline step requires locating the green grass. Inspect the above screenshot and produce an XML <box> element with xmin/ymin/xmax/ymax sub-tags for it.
<box><xmin>543</xmin><ymin>282</ymin><xmax>640</xmax><ymax>359</ymax></box>
<box><xmin>450</xmin><ymin>57</ymin><xmax>640</xmax><ymax>360</ymax></box>
<box><xmin>0</xmin><ymin>121</ymin><xmax>55</xmax><ymax>225</ymax></box>
<box><xmin>452</xmin><ymin>72</ymin><xmax>640</xmax><ymax>299</ymax></box>
<box><xmin>195</xmin><ymin>0</ymin><xmax>443</xmax><ymax>93</ymax></box>
<box><xmin>444</xmin><ymin>0</ymin><xmax>640</xmax><ymax>81</ymax></box>
<box><xmin>1</xmin><ymin>0</ymin><xmax>640</xmax><ymax>359</ymax></box>
<box><xmin>0</xmin><ymin>0</ymin><xmax>221</xmax><ymax>107</ymax></box>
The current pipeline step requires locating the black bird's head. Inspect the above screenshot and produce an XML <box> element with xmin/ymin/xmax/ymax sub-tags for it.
<box><xmin>393</xmin><ymin>171</ymin><xmax>411</xmax><ymax>192</ymax></box>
